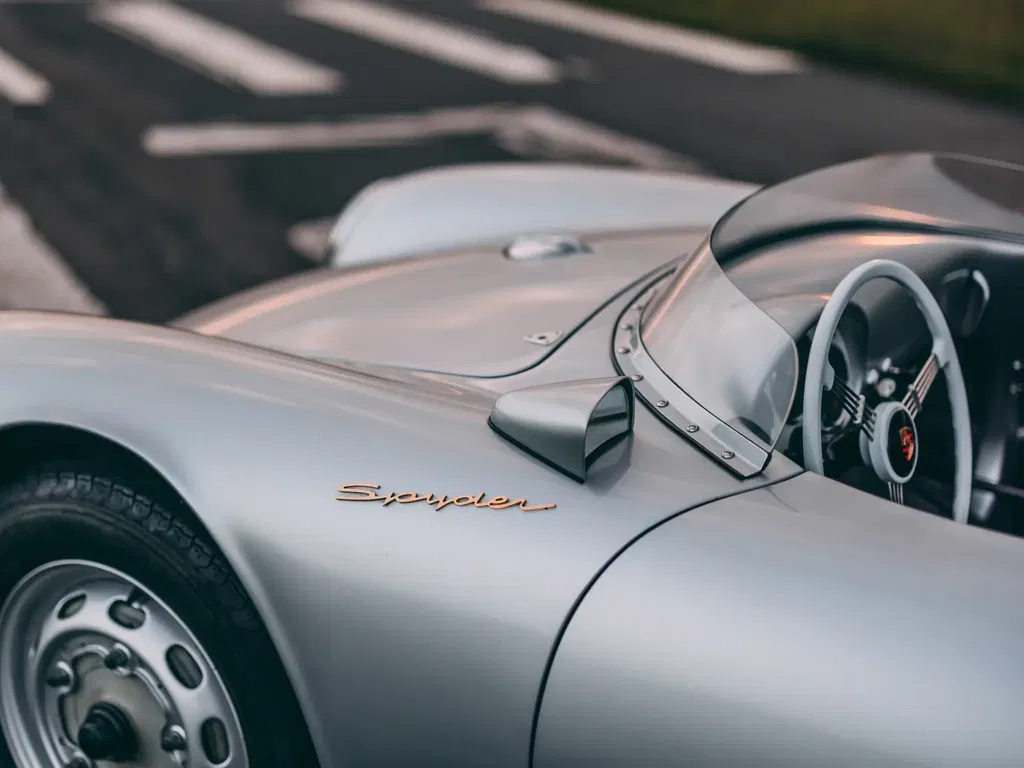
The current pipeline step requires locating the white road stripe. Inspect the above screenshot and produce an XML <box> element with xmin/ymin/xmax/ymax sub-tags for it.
<box><xmin>0</xmin><ymin>47</ymin><xmax>51</xmax><ymax>105</ymax></box>
<box><xmin>0</xmin><ymin>184</ymin><xmax>106</xmax><ymax>314</ymax></box>
<box><xmin>291</xmin><ymin>0</ymin><xmax>560</xmax><ymax>84</ymax></box>
<box><xmin>142</xmin><ymin>105</ymin><xmax>510</xmax><ymax>156</ymax></box>
<box><xmin>479</xmin><ymin>0</ymin><xmax>803</xmax><ymax>74</ymax></box>
<box><xmin>495</xmin><ymin>105</ymin><xmax>698</xmax><ymax>172</ymax></box>
<box><xmin>90</xmin><ymin>1</ymin><xmax>343</xmax><ymax>95</ymax></box>
<box><xmin>142</xmin><ymin>104</ymin><xmax>696</xmax><ymax>172</ymax></box>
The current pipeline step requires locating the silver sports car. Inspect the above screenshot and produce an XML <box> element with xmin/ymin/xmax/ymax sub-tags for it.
<box><xmin>1</xmin><ymin>152</ymin><xmax>1023</xmax><ymax>768</ymax></box>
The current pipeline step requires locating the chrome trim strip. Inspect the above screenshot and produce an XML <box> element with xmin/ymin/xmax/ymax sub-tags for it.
<box><xmin>612</xmin><ymin>283</ymin><xmax>770</xmax><ymax>478</ymax></box>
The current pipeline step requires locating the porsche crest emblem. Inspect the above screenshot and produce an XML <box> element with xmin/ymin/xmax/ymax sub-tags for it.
<box><xmin>899</xmin><ymin>426</ymin><xmax>915</xmax><ymax>463</ymax></box>
<box><xmin>335</xmin><ymin>483</ymin><xmax>556</xmax><ymax>512</ymax></box>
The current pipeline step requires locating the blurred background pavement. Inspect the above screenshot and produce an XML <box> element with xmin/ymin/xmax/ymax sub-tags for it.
<box><xmin>0</xmin><ymin>0</ymin><xmax>1021</xmax><ymax>321</ymax></box>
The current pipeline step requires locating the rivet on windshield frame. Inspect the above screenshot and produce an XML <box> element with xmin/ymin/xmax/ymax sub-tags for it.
<box><xmin>620</xmin><ymin>323</ymin><xmax>633</xmax><ymax>331</ymax></box>
<box><xmin>630</xmin><ymin>374</ymin><xmax>643</xmax><ymax>382</ymax></box>
<box><xmin>617</xmin><ymin>346</ymin><xmax>630</xmax><ymax>354</ymax></box>
<box><xmin>721</xmin><ymin>451</ymin><xmax>735</xmax><ymax>460</ymax></box>
<box><xmin>686</xmin><ymin>425</ymin><xmax>698</xmax><ymax>433</ymax></box>
<box><xmin>656</xmin><ymin>400</ymin><xmax>669</xmax><ymax>408</ymax></box>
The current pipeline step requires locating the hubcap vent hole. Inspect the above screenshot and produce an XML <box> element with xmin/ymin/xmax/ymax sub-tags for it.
<box><xmin>57</xmin><ymin>593</ymin><xmax>86</xmax><ymax>620</ymax></box>
<box><xmin>108</xmin><ymin>600</ymin><xmax>146</xmax><ymax>629</ymax></box>
<box><xmin>201</xmin><ymin>718</ymin><xmax>230</xmax><ymax>764</ymax></box>
<box><xmin>166</xmin><ymin>645</ymin><xmax>204</xmax><ymax>689</ymax></box>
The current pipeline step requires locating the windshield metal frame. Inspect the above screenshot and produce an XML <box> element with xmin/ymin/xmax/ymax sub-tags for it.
<box><xmin>612</xmin><ymin>239</ymin><xmax>800</xmax><ymax>477</ymax></box>
<box><xmin>612</xmin><ymin>280</ymin><xmax>770</xmax><ymax>478</ymax></box>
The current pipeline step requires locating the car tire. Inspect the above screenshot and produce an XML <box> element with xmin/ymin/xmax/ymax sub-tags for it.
<box><xmin>0</xmin><ymin>463</ymin><xmax>318</xmax><ymax>768</ymax></box>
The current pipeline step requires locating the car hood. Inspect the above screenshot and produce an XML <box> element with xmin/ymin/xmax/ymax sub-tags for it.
<box><xmin>175</xmin><ymin>229</ymin><xmax>701</xmax><ymax>377</ymax></box>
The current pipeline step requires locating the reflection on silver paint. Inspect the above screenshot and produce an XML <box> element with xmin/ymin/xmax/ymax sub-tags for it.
<box><xmin>535</xmin><ymin>472</ymin><xmax>1024</xmax><ymax>768</ymax></box>
<box><xmin>175</xmin><ymin>230</ymin><xmax>698</xmax><ymax>378</ymax></box>
<box><xmin>504</xmin><ymin>234</ymin><xmax>591</xmax><ymax>260</ymax></box>
<box><xmin>327</xmin><ymin>163</ymin><xmax>757</xmax><ymax>267</ymax></box>
<box><xmin>0</xmin><ymin>295</ymin><xmax>799</xmax><ymax>768</ymax></box>
<box><xmin>488</xmin><ymin>377</ymin><xmax>635</xmax><ymax>482</ymax></box>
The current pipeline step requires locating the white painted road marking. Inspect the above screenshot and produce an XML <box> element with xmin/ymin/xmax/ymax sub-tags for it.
<box><xmin>0</xmin><ymin>184</ymin><xmax>106</xmax><ymax>314</ymax></box>
<box><xmin>479</xmin><ymin>0</ymin><xmax>803</xmax><ymax>74</ymax></box>
<box><xmin>141</xmin><ymin>104</ymin><xmax>697</xmax><ymax>172</ymax></box>
<box><xmin>143</xmin><ymin>105</ymin><xmax>510</xmax><ymax>155</ymax></box>
<box><xmin>90</xmin><ymin>1</ymin><xmax>344</xmax><ymax>95</ymax></box>
<box><xmin>494</xmin><ymin>105</ymin><xmax>700</xmax><ymax>171</ymax></box>
<box><xmin>0</xmin><ymin>47</ymin><xmax>51</xmax><ymax>105</ymax></box>
<box><xmin>291</xmin><ymin>0</ymin><xmax>560</xmax><ymax>85</ymax></box>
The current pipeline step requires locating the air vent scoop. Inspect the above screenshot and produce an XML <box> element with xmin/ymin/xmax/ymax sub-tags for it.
<box><xmin>489</xmin><ymin>377</ymin><xmax>635</xmax><ymax>482</ymax></box>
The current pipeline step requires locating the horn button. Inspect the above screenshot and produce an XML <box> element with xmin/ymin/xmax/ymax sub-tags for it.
<box><xmin>861</xmin><ymin>400</ymin><xmax>919</xmax><ymax>484</ymax></box>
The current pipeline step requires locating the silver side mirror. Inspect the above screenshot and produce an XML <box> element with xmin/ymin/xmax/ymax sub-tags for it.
<box><xmin>488</xmin><ymin>377</ymin><xmax>635</xmax><ymax>482</ymax></box>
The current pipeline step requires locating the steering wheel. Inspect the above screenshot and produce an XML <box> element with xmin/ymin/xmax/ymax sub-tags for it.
<box><xmin>802</xmin><ymin>259</ymin><xmax>973</xmax><ymax>524</ymax></box>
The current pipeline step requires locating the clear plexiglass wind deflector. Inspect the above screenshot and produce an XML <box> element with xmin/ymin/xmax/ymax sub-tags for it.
<box><xmin>640</xmin><ymin>239</ymin><xmax>799</xmax><ymax>453</ymax></box>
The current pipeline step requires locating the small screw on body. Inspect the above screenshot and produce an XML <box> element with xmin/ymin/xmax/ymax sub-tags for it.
<box><xmin>46</xmin><ymin>662</ymin><xmax>73</xmax><ymax>688</ymax></box>
<box><xmin>104</xmin><ymin>644</ymin><xmax>132</xmax><ymax>672</ymax></box>
<box><xmin>721</xmin><ymin>451</ymin><xmax>735</xmax><ymax>460</ymax></box>
<box><xmin>524</xmin><ymin>331</ymin><xmax>562</xmax><ymax>346</ymax></box>
<box><xmin>630</xmin><ymin>374</ymin><xmax>643</xmax><ymax>382</ymax></box>
<box><xmin>686</xmin><ymin>425</ymin><xmax>699</xmax><ymax>433</ymax></box>
<box><xmin>617</xmin><ymin>346</ymin><xmax>630</xmax><ymax>354</ymax></box>
<box><xmin>161</xmin><ymin>725</ymin><xmax>188</xmax><ymax>753</ymax></box>
<box><xmin>619</xmin><ymin>323</ymin><xmax>633</xmax><ymax>331</ymax></box>
<box><xmin>656</xmin><ymin>400</ymin><xmax>669</xmax><ymax>408</ymax></box>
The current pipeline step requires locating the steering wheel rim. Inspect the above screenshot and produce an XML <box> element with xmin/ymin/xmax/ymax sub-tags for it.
<box><xmin>802</xmin><ymin>259</ymin><xmax>973</xmax><ymax>524</ymax></box>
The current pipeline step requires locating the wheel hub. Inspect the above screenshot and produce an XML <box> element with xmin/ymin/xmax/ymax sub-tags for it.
<box><xmin>76</xmin><ymin>702</ymin><xmax>138</xmax><ymax>762</ymax></box>
<box><xmin>0</xmin><ymin>560</ymin><xmax>248</xmax><ymax>768</ymax></box>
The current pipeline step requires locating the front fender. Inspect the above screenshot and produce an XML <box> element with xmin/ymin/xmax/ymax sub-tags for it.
<box><xmin>0</xmin><ymin>307</ymin><xmax>795</xmax><ymax>768</ymax></box>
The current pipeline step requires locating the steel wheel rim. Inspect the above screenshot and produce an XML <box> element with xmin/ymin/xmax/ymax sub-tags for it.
<box><xmin>0</xmin><ymin>559</ymin><xmax>248</xmax><ymax>768</ymax></box>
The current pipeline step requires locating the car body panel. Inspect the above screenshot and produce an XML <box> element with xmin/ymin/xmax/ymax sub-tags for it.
<box><xmin>0</xmin><ymin>294</ymin><xmax>800</xmax><ymax>768</ymax></box>
<box><xmin>534</xmin><ymin>471</ymin><xmax>1024</xmax><ymax>768</ymax></box>
<box><xmin>176</xmin><ymin>230</ymin><xmax>699</xmax><ymax>377</ymax></box>
<box><xmin>326</xmin><ymin>163</ymin><xmax>758</xmax><ymax>267</ymax></box>
<box><xmin>4</xmin><ymin>153</ymin><xmax>1024</xmax><ymax>768</ymax></box>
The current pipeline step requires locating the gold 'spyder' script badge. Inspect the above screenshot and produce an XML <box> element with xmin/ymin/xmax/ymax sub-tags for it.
<box><xmin>335</xmin><ymin>483</ymin><xmax>556</xmax><ymax>512</ymax></box>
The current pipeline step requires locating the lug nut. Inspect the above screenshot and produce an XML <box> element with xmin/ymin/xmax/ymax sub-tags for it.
<box><xmin>104</xmin><ymin>645</ymin><xmax>132</xmax><ymax>671</ymax></box>
<box><xmin>46</xmin><ymin>662</ymin><xmax>73</xmax><ymax>689</ymax></box>
<box><xmin>161</xmin><ymin>725</ymin><xmax>187</xmax><ymax>753</ymax></box>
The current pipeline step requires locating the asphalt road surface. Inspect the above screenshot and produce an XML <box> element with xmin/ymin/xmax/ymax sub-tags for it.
<box><xmin>1</xmin><ymin>0</ymin><xmax>1023</xmax><ymax>322</ymax></box>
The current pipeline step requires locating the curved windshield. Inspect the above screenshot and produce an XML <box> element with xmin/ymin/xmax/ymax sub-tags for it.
<box><xmin>640</xmin><ymin>238</ymin><xmax>798</xmax><ymax>451</ymax></box>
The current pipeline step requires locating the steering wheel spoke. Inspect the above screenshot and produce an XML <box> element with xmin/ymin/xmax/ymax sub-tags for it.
<box><xmin>828</xmin><ymin>374</ymin><xmax>876</xmax><ymax>437</ymax></box>
<box><xmin>902</xmin><ymin>351</ymin><xmax>940</xmax><ymax>418</ymax></box>
<box><xmin>888</xmin><ymin>481</ymin><xmax>905</xmax><ymax>505</ymax></box>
